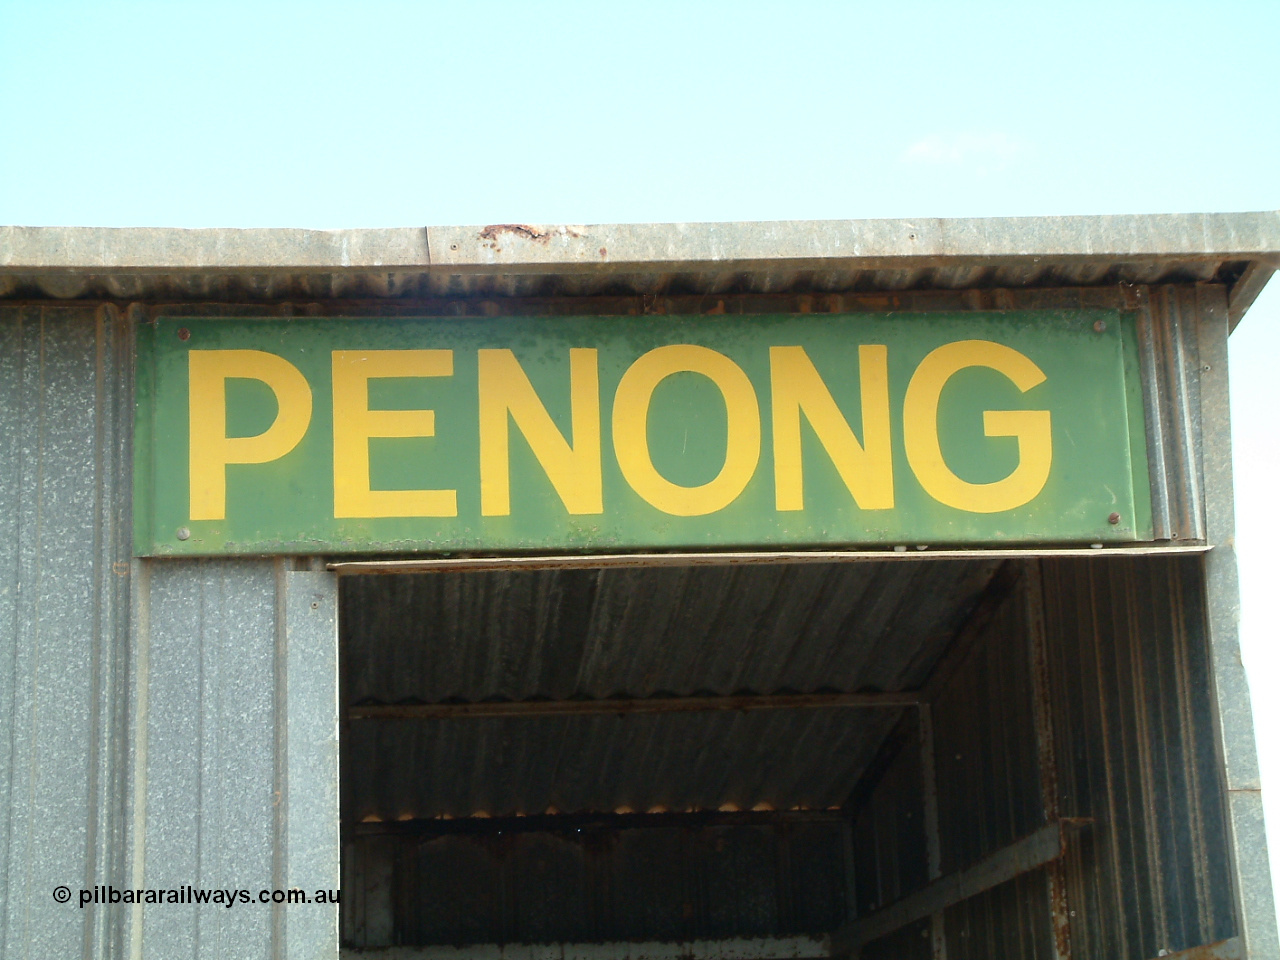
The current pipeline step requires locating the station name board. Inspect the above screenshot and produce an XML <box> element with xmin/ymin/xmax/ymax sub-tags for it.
<box><xmin>134</xmin><ymin>312</ymin><xmax>1151</xmax><ymax>555</ymax></box>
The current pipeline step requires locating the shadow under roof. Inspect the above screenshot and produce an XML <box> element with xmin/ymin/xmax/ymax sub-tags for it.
<box><xmin>342</xmin><ymin>558</ymin><xmax>1003</xmax><ymax>820</ymax></box>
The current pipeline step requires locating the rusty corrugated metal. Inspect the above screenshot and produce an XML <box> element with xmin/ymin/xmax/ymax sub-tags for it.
<box><xmin>851</xmin><ymin>724</ymin><xmax>928</xmax><ymax>919</ymax></box>
<box><xmin>3</xmin><ymin>214</ymin><xmax>1275</xmax><ymax>959</ymax></box>
<box><xmin>931</xmin><ymin>584</ymin><xmax>1043</xmax><ymax>875</ymax></box>
<box><xmin>1041</xmin><ymin>555</ymin><xmax>1237</xmax><ymax>959</ymax></box>
<box><xmin>852</xmin><ymin>565</ymin><xmax>1050</xmax><ymax>959</ymax></box>
<box><xmin>942</xmin><ymin>871</ymin><xmax>1057</xmax><ymax>959</ymax></box>
<box><xmin>345</xmin><ymin>818</ymin><xmax>850</xmax><ymax>948</ymax></box>
<box><xmin>851</xmin><ymin>556</ymin><xmax>1240</xmax><ymax>958</ymax></box>
<box><xmin>340</xmin><ymin>561</ymin><xmax>1000</xmax><ymax>820</ymax></box>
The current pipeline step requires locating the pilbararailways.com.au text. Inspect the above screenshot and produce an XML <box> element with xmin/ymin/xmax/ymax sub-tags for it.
<box><xmin>63</xmin><ymin>885</ymin><xmax>340</xmax><ymax>908</ymax></box>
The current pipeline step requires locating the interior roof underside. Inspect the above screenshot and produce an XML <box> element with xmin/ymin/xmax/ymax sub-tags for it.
<box><xmin>341</xmin><ymin>559</ymin><xmax>1002</xmax><ymax>820</ymax></box>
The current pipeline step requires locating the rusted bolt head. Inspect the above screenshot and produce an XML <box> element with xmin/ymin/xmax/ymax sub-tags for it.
<box><xmin>176</xmin><ymin>527</ymin><xmax>191</xmax><ymax>541</ymax></box>
<box><xmin>177</xmin><ymin>327</ymin><xmax>191</xmax><ymax>341</ymax></box>
<box><xmin>1108</xmin><ymin>512</ymin><xmax>1121</xmax><ymax>525</ymax></box>
<box><xmin>1093</xmin><ymin>320</ymin><xmax>1107</xmax><ymax>333</ymax></box>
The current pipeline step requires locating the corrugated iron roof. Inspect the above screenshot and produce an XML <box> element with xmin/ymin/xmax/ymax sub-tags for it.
<box><xmin>341</xmin><ymin>560</ymin><xmax>1001</xmax><ymax>820</ymax></box>
<box><xmin>2</xmin><ymin>213</ymin><xmax>1277</xmax><ymax>324</ymax></box>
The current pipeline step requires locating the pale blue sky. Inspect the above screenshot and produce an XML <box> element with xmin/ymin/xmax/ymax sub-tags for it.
<box><xmin>4</xmin><ymin>0</ymin><xmax>1280</xmax><ymax>910</ymax></box>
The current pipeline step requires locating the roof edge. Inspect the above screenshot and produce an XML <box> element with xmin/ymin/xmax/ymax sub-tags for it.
<box><xmin>2</xmin><ymin>212</ymin><xmax>1278</xmax><ymax>272</ymax></box>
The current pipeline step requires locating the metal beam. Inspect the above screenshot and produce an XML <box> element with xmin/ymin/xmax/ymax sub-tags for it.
<box><xmin>1228</xmin><ymin>260</ymin><xmax>1279</xmax><ymax>330</ymax></box>
<box><xmin>333</xmin><ymin>934</ymin><xmax>829</xmax><ymax>960</ymax></box>
<box><xmin>1144</xmin><ymin>938</ymin><xmax>1243</xmax><ymax>960</ymax></box>
<box><xmin>348</xmin><ymin>691</ymin><xmax>920</xmax><ymax>721</ymax></box>
<box><xmin>829</xmin><ymin>823</ymin><xmax>1065</xmax><ymax>956</ymax></box>
<box><xmin>328</xmin><ymin>544</ymin><xmax>1211</xmax><ymax>576</ymax></box>
<box><xmin>350</xmin><ymin>807</ymin><xmax>846</xmax><ymax>837</ymax></box>
<box><xmin>1026</xmin><ymin>561</ymin><xmax>1073</xmax><ymax>960</ymax></box>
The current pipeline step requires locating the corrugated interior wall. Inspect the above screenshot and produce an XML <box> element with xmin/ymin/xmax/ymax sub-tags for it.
<box><xmin>341</xmin><ymin>562</ymin><xmax>999</xmax><ymax>821</ymax></box>
<box><xmin>852</xmin><ymin>556</ymin><xmax>1237</xmax><ymax>958</ymax></box>
<box><xmin>339</xmin><ymin>561</ymin><xmax>998</xmax><ymax>950</ymax></box>
<box><xmin>930</xmin><ymin>570</ymin><xmax>1055</xmax><ymax>960</ymax></box>
<box><xmin>851</xmin><ymin>729</ymin><xmax>927</xmax><ymax>921</ymax></box>
<box><xmin>1042</xmin><ymin>555</ymin><xmax>1236</xmax><ymax>958</ymax></box>
<box><xmin>344</xmin><ymin>816</ymin><xmax>851</xmax><ymax>949</ymax></box>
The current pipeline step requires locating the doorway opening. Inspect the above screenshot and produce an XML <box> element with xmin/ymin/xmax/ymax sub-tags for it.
<box><xmin>337</xmin><ymin>556</ymin><xmax>1008</xmax><ymax>957</ymax></box>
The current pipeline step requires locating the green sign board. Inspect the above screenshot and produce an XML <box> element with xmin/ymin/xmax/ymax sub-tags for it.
<box><xmin>134</xmin><ymin>311</ymin><xmax>1152</xmax><ymax>556</ymax></box>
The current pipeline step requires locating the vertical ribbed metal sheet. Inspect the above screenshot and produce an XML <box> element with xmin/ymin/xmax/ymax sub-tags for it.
<box><xmin>942</xmin><ymin>871</ymin><xmax>1056</xmax><ymax>959</ymax></box>
<box><xmin>347</xmin><ymin>818</ymin><xmax>850</xmax><ymax>948</ymax></box>
<box><xmin>855</xmin><ymin>567</ymin><xmax>1052</xmax><ymax>959</ymax></box>
<box><xmin>126</xmin><ymin>561</ymin><xmax>340</xmax><ymax>960</ymax></box>
<box><xmin>0</xmin><ymin>307</ymin><xmax>339</xmax><ymax>960</ymax></box>
<box><xmin>851</xmin><ymin>732</ymin><xmax>928</xmax><ymax>920</ymax></box>
<box><xmin>1041</xmin><ymin>555</ymin><xmax>1238</xmax><ymax>958</ymax></box>
<box><xmin>0</xmin><ymin>304</ymin><xmax>132</xmax><ymax>960</ymax></box>
<box><xmin>1135</xmin><ymin>286</ymin><xmax>1207</xmax><ymax>542</ymax></box>
<box><xmin>931</xmin><ymin>589</ymin><xmax>1042</xmax><ymax>876</ymax></box>
<box><xmin>853</xmin><ymin>551</ymin><xmax>1253</xmax><ymax>958</ymax></box>
<box><xmin>1189</xmin><ymin>286</ymin><xmax>1278</xmax><ymax>957</ymax></box>
<box><xmin>3</xmin><ymin>280</ymin><xmax>1276</xmax><ymax>959</ymax></box>
<box><xmin>129</xmin><ymin>559</ymin><xmax>281</xmax><ymax>958</ymax></box>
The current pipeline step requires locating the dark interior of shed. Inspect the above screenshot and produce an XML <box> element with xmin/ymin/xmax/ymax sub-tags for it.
<box><xmin>338</xmin><ymin>557</ymin><xmax>1017</xmax><ymax>955</ymax></box>
<box><xmin>337</xmin><ymin>554</ymin><xmax>1241</xmax><ymax>958</ymax></box>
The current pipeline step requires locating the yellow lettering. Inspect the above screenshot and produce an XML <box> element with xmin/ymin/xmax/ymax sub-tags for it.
<box><xmin>478</xmin><ymin>348</ymin><xmax>602</xmax><ymax>516</ymax></box>
<box><xmin>331</xmin><ymin>350</ymin><xmax>456</xmax><ymax>518</ymax></box>
<box><xmin>770</xmin><ymin>345</ymin><xmax>893</xmax><ymax>511</ymax></box>
<box><xmin>612</xmin><ymin>345</ymin><xmax>760</xmax><ymax>516</ymax></box>
<box><xmin>902</xmin><ymin>340</ymin><xmax>1051</xmax><ymax>513</ymax></box>
<box><xmin>188</xmin><ymin>350</ymin><xmax>313</xmax><ymax>521</ymax></box>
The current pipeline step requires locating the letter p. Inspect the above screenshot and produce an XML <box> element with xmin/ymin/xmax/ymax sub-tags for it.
<box><xmin>188</xmin><ymin>350</ymin><xmax>313</xmax><ymax>521</ymax></box>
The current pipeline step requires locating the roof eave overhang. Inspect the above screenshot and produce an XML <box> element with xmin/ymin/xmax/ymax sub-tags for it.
<box><xmin>2</xmin><ymin>213</ymin><xmax>1277</xmax><ymax>327</ymax></box>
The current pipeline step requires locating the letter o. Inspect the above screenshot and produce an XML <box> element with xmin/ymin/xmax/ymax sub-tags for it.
<box><xmin>612</xmin><ymin>345</ymin><xmax>761</xmax><ymax>516</ymax></box>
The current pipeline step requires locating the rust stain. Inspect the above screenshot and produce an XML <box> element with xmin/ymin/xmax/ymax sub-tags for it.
<box><xmin>477</xmin><ymin>224</ymin><xmax>583</xmax><ymax>246</ymax></box>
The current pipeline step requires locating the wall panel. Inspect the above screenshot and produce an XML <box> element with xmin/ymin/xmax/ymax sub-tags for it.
<box><xmin>0</xmin><ymin>306</ymin><xmax>338</xmax><ymax>959</ymax></box>
<box><xmin>1042</xmin><ymin>555</ymin><xmax>1239</xmax><ymax>958</ymax></box>
<box><xmin>0</xmin><ymin>305</ymin><xmax>131</xmax><ymax>960</ymax></box>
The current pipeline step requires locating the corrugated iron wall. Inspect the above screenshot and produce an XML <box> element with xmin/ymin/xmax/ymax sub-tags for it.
<box><xmin>851</xmin><ymin>729</ymin><xmax>928</xmax><ymax>920</ymax></box>
<box><xmin>130</xmin><ymin>558</ymin><xmax>283</xmax><ymax>956</ymax></box>
<box><xmin>1041</xmin><ymin>555</ymin><xmax>1237</xmax><ymax>958</ymax></box>
<box><xmin>1</xmin><ymin>285</ymin><xmax>1275</xmax><ymax>959</ymax></box>
<box><xmin>851</xmin><ymin>564</ymin><xmax>1055</xmax><ymax>958</ymax></box>
<box><xmin>931</xmin><ymin>588</ymin><xmax>1042</xmax><ymax>876</ymax></box>
<box><xmin>0</xmin><ymin>304</ymin><xmax>132</xmax><ymax>959</ymax></box>
<box><xmin>852</xmin><ymin>556</ymin><xmax>1245</xmax><ymax>958</ymax></box>
<box><xmin>345</xmin><ymin>817</ymin><xmax>851</xmax><ymax>948</ymax></box>
<box><xmin>340</xmin><ymin>561</ymin><xmax>998</xmax><ymax>821</ymax></box>
<box><xmin>0</xmin><ymin>306</ymin><xmax>338</xmax><ymax>960</ymax></box>
<box><xmin>929</xmin><ymin>567</ymin><xmax>1056</xmax><ymax>960</ymax></box>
